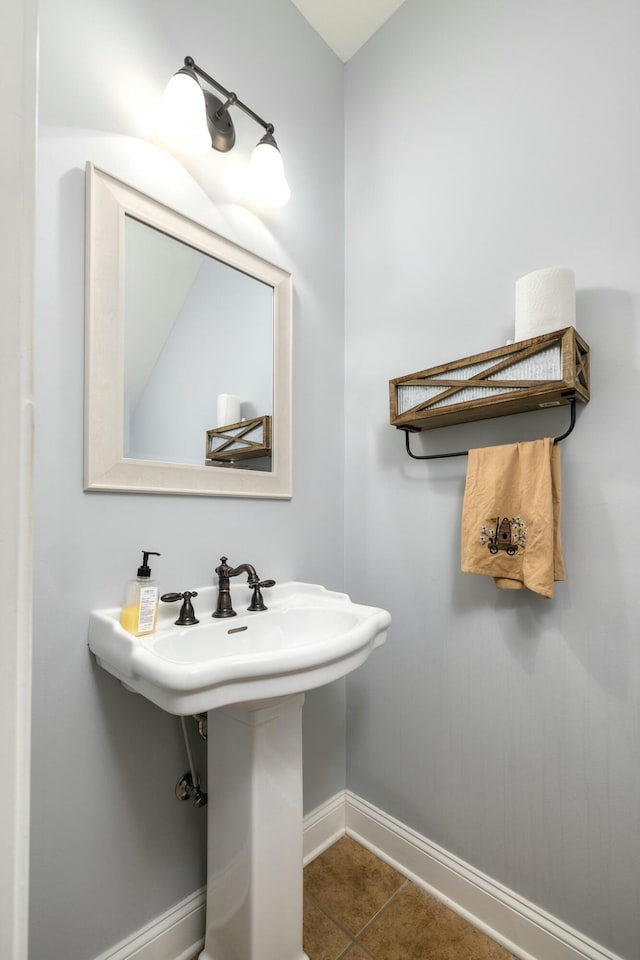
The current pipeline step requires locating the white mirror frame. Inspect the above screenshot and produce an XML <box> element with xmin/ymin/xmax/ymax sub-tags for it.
<box><xmin>84</xmin><ymin>164</ymin><xmax>292</xmax><ymax>498</ymax></box>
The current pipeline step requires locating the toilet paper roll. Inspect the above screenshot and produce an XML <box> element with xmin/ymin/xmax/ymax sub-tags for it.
<box><xmin>217</xmin><ymin>394</ymin><xmax>241</xmax><ymax>427</ymax></box>
<box><xmin>515</xmin><ymin>267</ymin><xmax>576</xmax><ymax>342</ymax></box>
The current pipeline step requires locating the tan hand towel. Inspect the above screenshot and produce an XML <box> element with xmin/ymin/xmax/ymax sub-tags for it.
<box><xmin>461</xmin><ymin>437</ymin><xmax>565</xmax><ymax>599</ymax></box>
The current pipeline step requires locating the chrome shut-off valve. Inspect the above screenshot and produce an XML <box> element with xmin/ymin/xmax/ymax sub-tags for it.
<box><xmin>175</xmin><ymin>771</ymin><xmax>207</xmax><ymax>808</ymax></box>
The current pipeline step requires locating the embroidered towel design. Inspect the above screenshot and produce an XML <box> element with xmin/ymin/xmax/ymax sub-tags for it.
<box><xmin>461</xmin><ymin>437</ymin><xmax>564</xmax><ymax>599</ymax></box>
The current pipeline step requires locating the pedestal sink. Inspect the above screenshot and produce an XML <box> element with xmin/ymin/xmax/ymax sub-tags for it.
<box><xmin>89</xmin><ymin>581</ymin><xmax>391</xmax><ymax>960</ymax></box>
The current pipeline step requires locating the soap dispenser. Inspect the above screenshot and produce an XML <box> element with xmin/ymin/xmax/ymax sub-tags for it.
<box><xmin>120</xmin><ymin>551</ymin><xmax>161</xmax><ymax>637</ymax></box>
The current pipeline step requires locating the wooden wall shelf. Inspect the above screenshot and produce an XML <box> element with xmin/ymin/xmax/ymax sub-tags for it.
<box><xmin>389</xmin><ymin>327</ymin><xmax>589</xmax><ymax>433</ymax></box>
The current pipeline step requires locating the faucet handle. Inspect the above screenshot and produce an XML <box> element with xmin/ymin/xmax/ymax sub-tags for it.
<box><xmin>247</xmin><ymin>579</ymin><xmax>275</xmax><ymax>612</ymax></box>
<box><xmin>161</xmin><ymin>591</ymin><xmax>199</xmax><ymax>625</ymax></box>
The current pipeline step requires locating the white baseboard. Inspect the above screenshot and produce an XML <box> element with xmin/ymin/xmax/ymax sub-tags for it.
<box><xmin>303</xmin><ymin>790</ymin><xmax>346</xmax><ymax>864</ymax></box>
<box><xmin>91</xmin><ymin>887</ymin><xmax>205</xmax><ymax>960</ymax></box>
<box><xmin>345</xmin><ymin>791</ymin><xmax>625</xmax><ymax>960</ymax></box>
<box><xmin>91</xmin><ymin>790</ymin><xmax>624</xmax><ymax>960</ymax></box>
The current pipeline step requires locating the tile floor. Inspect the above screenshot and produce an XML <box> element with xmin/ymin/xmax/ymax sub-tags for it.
<box><xmin>303</xmin><ymin>836</ymin><xmax>516</xmax><ymax>960</ymax></box>
<box><xmin>189</xmin><ymin>835</ymin><xmax>517</xmax><ymax>959</ymax></box>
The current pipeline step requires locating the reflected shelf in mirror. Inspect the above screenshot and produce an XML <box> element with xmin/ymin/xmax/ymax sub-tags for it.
<box><xmin>206</xmin><ymin>415</ymin><xmax>272</xmax><ymax>471</ymax></box>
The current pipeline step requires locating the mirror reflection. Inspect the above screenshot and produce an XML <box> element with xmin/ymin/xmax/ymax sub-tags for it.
<box><xmin>124</xmin><ymin>216</ymin><xmax>274</xmax><ymax>472</ymax></box>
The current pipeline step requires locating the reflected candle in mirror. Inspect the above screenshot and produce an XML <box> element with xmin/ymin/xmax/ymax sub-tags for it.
<box><xmin>217</xmin><ymin>394</ymin><xmax>241</xmax><ymax>427</ymax></box>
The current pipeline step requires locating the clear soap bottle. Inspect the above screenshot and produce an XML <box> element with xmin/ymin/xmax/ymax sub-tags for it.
<box><xmin>120</xmin><ymin>551</ymin><xmax>161</xmax><ymax>636</ymax></box>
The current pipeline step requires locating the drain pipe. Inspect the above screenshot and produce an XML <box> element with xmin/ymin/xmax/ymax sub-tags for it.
<box><xmin>176</xmin><ymin>716</ymin><xmax>208</xmax><ymax>807</ymax></box>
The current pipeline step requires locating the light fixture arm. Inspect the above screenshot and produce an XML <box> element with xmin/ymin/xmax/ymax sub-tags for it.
<box><xmin>184</xmin><ymin>56</ymin><xmax>274</xmax><ymax>137</ymax></box>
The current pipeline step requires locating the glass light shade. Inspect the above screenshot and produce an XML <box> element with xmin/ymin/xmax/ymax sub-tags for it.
<box><xmin>155</xmin><ymin>72</ymin><xmax>211</xmax><ymax>157</ymax></box>
<box><xmin>247</xmin><ymin>140</ymin><xmax>291</xmax><ymax>208</ymax></box>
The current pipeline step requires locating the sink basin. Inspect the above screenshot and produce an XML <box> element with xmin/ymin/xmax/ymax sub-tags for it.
<box><xmin>89</xmin><ymin>581</ymin><xmax>390</xmax><ymax>714</ymax></box>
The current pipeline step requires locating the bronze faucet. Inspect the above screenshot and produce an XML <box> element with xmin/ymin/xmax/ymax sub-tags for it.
<box><xmin>212</xmin><ymin>557</ymin><xmax>275</xmax><ymax>618</ymax></box>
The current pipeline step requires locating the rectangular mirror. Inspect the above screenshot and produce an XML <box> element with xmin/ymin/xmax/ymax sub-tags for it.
<box><xmin>85</xmin><ymin>164</ymin><xmax>292</xmax><ymax>497</ymax></box>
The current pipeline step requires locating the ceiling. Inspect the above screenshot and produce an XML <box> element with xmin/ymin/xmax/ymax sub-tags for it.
<box><xmin>289</xmin><ymin>0</ymin><xmax>406</xmax><ymax>62</ymax></box>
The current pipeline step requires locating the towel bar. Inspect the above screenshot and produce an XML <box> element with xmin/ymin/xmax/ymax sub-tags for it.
<box><xmin>401</xmin><ymin>398</ymin><xmax>577</xmax><ymax>461</ymax></box>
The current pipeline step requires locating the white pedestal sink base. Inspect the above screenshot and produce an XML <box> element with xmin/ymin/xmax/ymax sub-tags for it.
<box><xmin>200</xmin><ymin>694</ymin><xmax>309</xmax><ymax>960</ymax></box>
<box><xmin>88</xmin><ymin>583</ymin><xmax>390</xmax><ymax>956</ymax></box>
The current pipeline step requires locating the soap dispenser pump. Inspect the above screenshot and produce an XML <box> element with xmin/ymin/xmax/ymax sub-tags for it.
<box><xmin>120</xmin><ymin>551</ymin><xmax>161</xmax><ymax>637</ymax></box>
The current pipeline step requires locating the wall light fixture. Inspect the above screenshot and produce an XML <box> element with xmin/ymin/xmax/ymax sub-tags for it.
<box><xmin>156</xmin><ymin>56</ymin><xmax>290</xmax><ymax>207</ymax></box>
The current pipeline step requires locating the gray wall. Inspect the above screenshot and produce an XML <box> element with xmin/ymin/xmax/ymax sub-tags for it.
<box><xmin>31</xmin><ymin>1</ymin><xmax>640</xmax><ymax>959</ymax></box>
<box><xmin>344</xmin><ymin>2</ymin><xmax>640</xmax><ymax>958</ymax></box>
<box><xmin>31</xmin><ymin>1</ymin><xmax>344</xmax><ymax>958</ymax></box>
